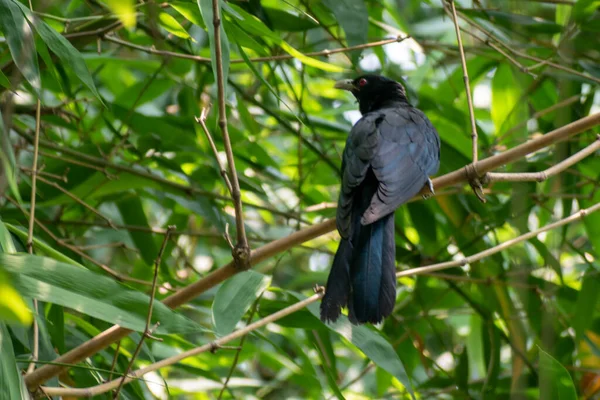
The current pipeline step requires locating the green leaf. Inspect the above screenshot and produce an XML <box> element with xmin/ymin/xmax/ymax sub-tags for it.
<box><xmin>199</xmin><ymin>0</ymin><xmax>230</xmax><ymax>94</ymax></box>
<box><xmin>263</xmin><ymin>7</ymin><xmax>318</xmax><ymax>32</ymax></box>
<box><xmin>0</xmin><ymin>254</ymin><xmax>207</xmax><ymax>335</ymax></box>
<box><xmin>0</xmin><ymin>0</ymin><xmax>40</xmax><ymax>94</ymax></box>
<box><xmin>0</xmin><ymin>220</ymin><xmax>17</xmax><ymax>254</ymax></box>
<box><xmin>492</xmin><ymin>64</ymin><xmax>528</xmax><ymax>137</ymax></box>
<box><xmin>4</xmin><ymin>223</ymin><xmax>84</xmax><ymax>267</ymax></box>
<box><xmin>538</xmin><ymin>348</ymin><xmax>577</xmax><ymax>400</ymax></box>
<box><xmin>573</xmin><ymin>0</ymin><xmax>600</xmax><ymax>21</ymax></box>
<box><xmin>104</xmin><ymin>0</ymin><xmax>136</xmax><ymax>28</ymax></box>
<box><xmin>117</xmin><ymin>196</ymin><xmax>159</xmax><ymax>267</ymax></box>
<box><xmin>0</xmin><ymin>69</ymin><xmax>11</xmax><ymax>89</ymax></box>
<box><xmin>171</xmin><ymin>1</ymin><xmax>206</xmax><ymax>28</ymax></box>
<box><xmin>573</xmin><ymin>270</ymin><xmax>600</xmax><ymax>343</ymax></box>
<box><xmin>0</xmin><ymin>271</ymin><xmax>33</xmax><ymax>325</ymax></box>
<box><xmin>159</xmin><ymin>12</ymin><xmax>193</xmax><ymax>40</ymax></box>
<box><xmin>12</xmin><ymin>0</ymin><xmax>102</xmax><ymax>101</ymax></box>
<box><xmin>0</xmin><ymin>108</ymin><xmax>22</xmax><ymax>203</ymax></box>
<box><xmin>212</xmin><ymin>271</ymin><xmax>271</xmax><ymax>336</ymax></box>
<box><xmin>0</xmin><ymin>323</ymin><xmax>28</xmax><ymax>400</ymax></box>
<box><xmin>322</xmin><ymin>0</ymin><xmax>367</xmax><ymax>62</ymax></box>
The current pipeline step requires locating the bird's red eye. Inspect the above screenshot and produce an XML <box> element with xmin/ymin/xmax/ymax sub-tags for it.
<box><xmin>358</xmin><ymin>78</ymin><xmax>368</xmax><ymax>87</ymax></box>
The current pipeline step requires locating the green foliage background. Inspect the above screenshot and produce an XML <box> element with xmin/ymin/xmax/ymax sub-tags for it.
<box><xmin>0</xmin><ymin>0</ymin><xmax>599</xmax><ymax>398</ymax></box>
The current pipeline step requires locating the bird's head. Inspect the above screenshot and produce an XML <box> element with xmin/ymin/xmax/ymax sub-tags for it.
<box><xmin>334</xmin><ymin>75</ymin><xmax>409</xmax><ymax>114</ymax></box>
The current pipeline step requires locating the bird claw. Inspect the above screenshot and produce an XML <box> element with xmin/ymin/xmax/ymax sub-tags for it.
<box><xmin>422</xmin><ymin>178</ymin><xmax>435</xmax><ymax>200</ymax></box>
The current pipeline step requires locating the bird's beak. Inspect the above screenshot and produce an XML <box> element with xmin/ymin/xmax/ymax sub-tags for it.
<box><xmin>334</xmin><ymin>79</ymin><xmax>356</xmax><ymax>91</ymax></box>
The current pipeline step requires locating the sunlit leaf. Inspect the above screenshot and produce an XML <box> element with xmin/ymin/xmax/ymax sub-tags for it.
<box><xmin>0</xmin><ymin>0</ymin><xmax>40</xmax><ymax>94</ymax></box>
<box><xmin>104</xmin><ymin>0</ymin><xmax>136</xmax><ymax>28</ymax></box>
<box><xmin>212</xmin><ymin>270</ymin><xmax>271</xmax><ymax>336</ymax></box>
<box><xmin>539</xmin><ymin>348</ymin><xmax>578</xmax><ymax>400</ymax></box>
<box><xmin>159</xmin><ymin>12</ymin><xmax>193</xmax><ymax>40</ymax></box>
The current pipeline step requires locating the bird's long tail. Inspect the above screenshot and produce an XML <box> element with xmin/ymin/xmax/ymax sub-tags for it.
<box><xmin>320</xmin><ymin>196</ymin><xmax>397</xmax><ymax>324</ymax></box>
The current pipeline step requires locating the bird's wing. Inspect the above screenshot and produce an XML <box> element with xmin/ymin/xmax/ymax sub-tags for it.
<box><xmin>336</xmin><ymin>113</ymin><xmax>382</xmax><ymax>238</ymax></box>
<box><xmin>361</xmin><ymin>107</ymin><xmax>440</xmax><ymax>225</ymax></box>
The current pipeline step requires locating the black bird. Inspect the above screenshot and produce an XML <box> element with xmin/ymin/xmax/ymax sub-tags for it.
<box><xmin>320</xmin><ymin>75</ymin><xmax>441</xmax><ymax>325</ymax></box>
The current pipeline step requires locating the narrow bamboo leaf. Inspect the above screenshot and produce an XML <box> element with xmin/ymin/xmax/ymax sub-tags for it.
<box><xmin>212</xmin><ymin>271</ymin><xmax>271</xmax><ymax>336</ymax></box>
<box><xmin>198</xmin><ymin>0</ymin><xmax>230</xmax><ymax>94</ymax></box>
<box><xmin>159</xmin><ymin>12</ymin><xmax>193</xmax><ymax>40</ymax></box>
<box><xmin>0</xmin><ymin>221</ymin><xmax>32</xmax><ymax>326</ymax></box>
<box><xmin>263</xmin><ymin>7</ymin><xmax>318</xmax><ymax>32</ymax></box>
<box><xmin>171</xmin><ymin>1</ymin><xmax>206</xmax><ymax>28</ymax></box>
<box><xmin>5</xmin><ymin>223</ymin><xmax>84</xmax><ymax>267</ymax></box>
<box><xmin>322</xmin><ymin>0</ymin><xmax>367</xmax><ymax>62</ymax></box>
<box><xmin>12</xmin><ymin>0</ymin><xmax>102</xmax><ymax>101</ymax></box>
<box><xmin>0</xmin><ymin>220</ymin><xmax>17</xmax><ymax>254</ymax></box>
<box><xmin>0</xmin><ymin>254</ymin><xmax>207</xmax><ymax>335</ymax></box>
<box><xmin>117</xmin><ymin>197</ymin><xmax>159</xmax><ymax>267</ymax></box>
<box><xmin>0</xmin><ymin>271</ymin><xmax>33</xmax><ymax>325</ymax></box>
<box><xmin>0</xmin><ymin>0</ymin><xmax>40</xmax><ymax>94</ymax></box>
<box><xmin>0</xmin><ymin>108</ymin><xmax>22</xmax><ymax>203</ymax></box>
<box><xmin>539</xmin><ymin>348</ymin><xmax>577</xmax><ymax>400</ymax></box>
<box><xmin>0</xmin><ymin>323</ymin><xmax>28</xmax><ymax>400</ymax></box>
<box><xmin>0</xmin><ymin>69</ymin><xmax>10</xmax><ymax>89</ymax></box>
<box><xmin>573</xmin><ymin>270</ymin><xmax>600</xmax><ymax>343</ymax></box>
<box><xmin>104</xmin><ymin>0</ymin><xmax>136</xmax><ymax>28</ymax></box>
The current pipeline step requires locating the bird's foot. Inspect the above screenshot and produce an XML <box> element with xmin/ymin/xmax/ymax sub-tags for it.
<box><xmin>422</xmin><ymin>178</ymin><xmax>435</xmax><ymax>200</ymax></box>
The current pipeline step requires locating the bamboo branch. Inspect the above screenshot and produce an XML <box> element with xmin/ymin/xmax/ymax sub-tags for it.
<box><xmin>26</xmin><ymin>99</ymin><xmax>41</xmax><ymax>375</ymax></box>
<box><xmin>211</xmin><ymin>0</ymin><xmax>250</xmax><ymax>268</ymax></box>
<box><xmin>23</xmin><ymin>111</ymin><xmax>600</xmax><ymax>390</ymax></box>
<box><xmin>447</xmin><ymin>0</ymin><xmax>478</xmax><ymax>163</ymax></box>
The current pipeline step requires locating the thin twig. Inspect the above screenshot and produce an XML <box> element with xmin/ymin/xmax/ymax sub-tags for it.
<box><xmin>26</xmin><ymin>99</ymin><xmax>42</xmax><ymax>374</ymax></box>
<box><xmin>217</xmin><ymin>294</ymin><xmax>263</xmax><ymax>399</ymax></box>
<box><xmin>36</xmin><ymin>175</ymin><xmax>117</xmax><ymax>229</ymax></box>
<box><xmin>485</xmin><ymin>136</ymin><xmax>600</xmax><ymax>183</ymax></box>
<box><xmin>447</xmin><ymin>0</ymin><xmax>478</xmax><ymax>163</ymax></box>
<box><xmin>23</xmin><ymin>111</ymin><xmax>600</xmax><ymax>390</ymax></box>
<box><xmin>396</xmin><ymin>201</ymin><xmax>600</xmax><ymax>278</ymax></box>
<box><xmin>112</xmin><ymin>226</ymin><xmax>174</xmax><ymax>398</ymax></box>
<box><xmin>195</xmin><ymin>109</ymin><xmax>233</xmax><ymax>194</ymax></box>
<box><xmin>107</xmin><ymin>341</ymin><xmax>121</xmax><ymax>382</ymax></box>
<box><xmin>211</xmin><ymin>0</ymin><xmax>249</xmax><ymax>268</ymax></box>
<box><xmin>103</xmin><ymin>34</ymin><xmax>408</xmax><ymax>65</ymax></box>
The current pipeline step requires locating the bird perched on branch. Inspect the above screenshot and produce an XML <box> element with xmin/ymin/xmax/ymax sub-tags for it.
<box><xmin>320</xmin><ymin>75</ymin><xmax>441</xmax><ymax>325</ymax></box>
